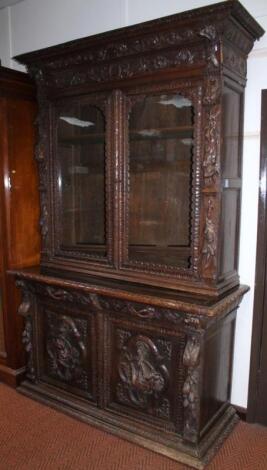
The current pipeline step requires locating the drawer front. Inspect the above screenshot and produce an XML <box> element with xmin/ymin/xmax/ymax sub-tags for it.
<box><xmin>37</xmin><ymin>300</ymin><xmax>96</xmax><ymax>401</ymax></box>
<box><xmin>106</xmin><ymin>318</ymin><xmax>186</xmax><ymax>434</ymax></box>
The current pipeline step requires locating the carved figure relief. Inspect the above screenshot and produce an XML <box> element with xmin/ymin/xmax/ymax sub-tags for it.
<box><xmin>183</xmin><ymin>336</ymin><xmax>201</xmax><ymax>442</ymax></box>
<box><xmin>116</xmin><ymin>332</ymin><xmax>170</xmax><ymax>418</ymax></box>
<box><xmin>45</xmin><ymin>311</ymin><xmax>88</xmax><ymax>391</ymax></box>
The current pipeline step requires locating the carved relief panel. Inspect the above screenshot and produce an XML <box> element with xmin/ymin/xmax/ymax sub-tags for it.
<box><xmin>39</xmin><ymin>303</ymin><xmax>95</xmax><ymax>400</ymax></box>
<box><xmin>107</xmin><ymin>321</ymin><xmax>185</xmax><ymax>433</ymax></box>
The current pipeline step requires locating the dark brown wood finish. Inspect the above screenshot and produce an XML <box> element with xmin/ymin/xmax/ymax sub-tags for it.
<box><xmin>0</xmin><ymin>67</ymin><xmax>40</xmax><ymax>386</ymax></box>
<box><xmin>11</xmin><ymin>1</ymin><xmax>263</xmax><ymax>468</ymax></box>
<box><xmin>12</xmin><ymin>267</ymin><xmax>246</xmax><ymax>468</ymax></box>
<box><xmin>14</xmin><ymin>0</ymin><xmax>264</xmax><ymax>298</ymax></box>
<box><xmin>247</xmin><ymin>90</ymin><xmax>267</xmax><ymax>425</ymax></box>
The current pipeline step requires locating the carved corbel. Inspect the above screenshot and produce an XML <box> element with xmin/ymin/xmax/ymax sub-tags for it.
<box><xmin>199</xmin><ymin>25</ymin><xmax>220</xmax><ymax>69</ymax></box>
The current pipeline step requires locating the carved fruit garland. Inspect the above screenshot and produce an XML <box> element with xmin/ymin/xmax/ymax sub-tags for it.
<box><xmin>202</xmin><ymin>199</ymin><xmax>216</xmax><ymax>268</ymax></box>
<box><xmin>183</xmin><ymin>336</ymin><xmax>201</xmax><ymax>442</ymax></box>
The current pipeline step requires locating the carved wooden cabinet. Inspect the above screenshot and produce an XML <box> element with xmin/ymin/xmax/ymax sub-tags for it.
<box><xmin>0</xmin><ymin>66</ymin><xmax>40</xmax><ymax>386</ymax></box>
<box><xmin>11</xmin><ymin>1</ymin><xmax>263</xmax><ymax>468</ymax></box>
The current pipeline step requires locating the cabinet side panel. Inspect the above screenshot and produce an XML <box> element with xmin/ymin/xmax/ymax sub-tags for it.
<box><xmin>0</xmin><ymin>291</ymin><xmax>6</xmax><ymax>358</ymax></box>
<box><xmin>219</xmin><ymin>85</ymin><xmax>243</xmax><ymax>278</ymax></box>
<box><xmin>200</xmin><ymin>312</ymin><xmax>236</xmax><ymax>433</ymax></box>
<box><xmin>6</xmin><ymin>98</ymin><xmax>40</xmax><ymax>268</ymax></box>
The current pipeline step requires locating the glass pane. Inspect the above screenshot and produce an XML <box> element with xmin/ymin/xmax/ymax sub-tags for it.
<box><xmin>57</xmin><ymin>102</ymin><xmax>106</xmax><ymax>257</ymax></box>
<box><xmin>128</xmin><ymin>94</ymin><xmax>193</xmax><ymax>268</ymax></box>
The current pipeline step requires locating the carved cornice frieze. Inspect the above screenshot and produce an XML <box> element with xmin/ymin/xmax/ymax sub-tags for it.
<box><xmin>24</xmin><ymin>21</ymin><xmax>225</xmax><ymax>88</ymax></box>
<box><xmin>40</xmin><ymin>46</ymin><xmax>205</xmax><ymax>88</ymax></box>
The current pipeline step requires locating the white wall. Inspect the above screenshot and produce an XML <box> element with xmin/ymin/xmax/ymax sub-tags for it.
<box><xmin>0</xmin><ymin>0</ymin><xmax>266</xmax><ymax>408</ymax></box>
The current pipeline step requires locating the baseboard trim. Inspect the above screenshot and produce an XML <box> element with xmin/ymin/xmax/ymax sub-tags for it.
<box><xmin>233</xmin><ymin>405</ymin><xmax>247</xmax><ymax>421</ymax></box>
<box><xmin>0</xmin><ymin>364</ymin><xmax>25</xmax><ymax>387</ymax></box>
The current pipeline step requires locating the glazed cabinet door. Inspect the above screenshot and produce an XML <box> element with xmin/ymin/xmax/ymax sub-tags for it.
<box><xmin>51</xmin><ymin>93</ymin><xmax>115</xmax><ymax>268</ymax></box>
<box><xmin>119</xmin><ymin>84</ymin><xmax>202</xmax><ymax>283</ymax></box>
<box><xmin>35</xmin><ymin>297</ymin><xmax>97</xmax><ymax>402</ymax></box>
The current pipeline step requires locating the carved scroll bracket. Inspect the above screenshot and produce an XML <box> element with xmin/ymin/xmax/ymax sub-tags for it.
<box><xmin>199</xmin><ymin>25</ymin><xmax>220</xmax><ymax>70</ymax></box>
<box><xmin>183</xmin><ymin>335</ymin><xmax>201</xmax><ymax>442</ymax></box>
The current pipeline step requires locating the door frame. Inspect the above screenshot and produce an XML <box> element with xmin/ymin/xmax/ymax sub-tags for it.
<box><xmin>247</xmin><ymin>89</ymin><xmax>267</xmax><ymax>422</ymax></box>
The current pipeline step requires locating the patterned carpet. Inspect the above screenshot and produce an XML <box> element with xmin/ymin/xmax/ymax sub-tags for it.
<box><xmin>0</xmin><ymin>383</ymin><xmax>267</xmax><ymax>470</ymax></box>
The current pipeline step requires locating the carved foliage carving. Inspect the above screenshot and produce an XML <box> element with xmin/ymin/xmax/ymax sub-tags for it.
<box><xmin>101</xmin><ymin>297</ymin><xmax>162</xmax><ymax>320</ymax></box>
<box><xmin>29</xmin><ymin>24</ymin><xmax>218</xmax><ymax>88</ymax></box>
<box><xmin>203</xmin><ymin>104</ymin><xmax>220</xmax><ymax>185</ymax></box>
<box><xmin>116</xmin><ymin>331</ymin><xmax>171</xmax><ymax>419</ymax></box>
<box><xmin>22</xmin><ymin>316</ymin><xmax>35</xmax><ymax>382</ymax></box>
<box><xmin>16</xmin><ymin>281</ymin><xmax>36</xmax><ymax>381</ymax></box>
<box><xmin>35</xmin><ymin>284</ymin><xmax>101</xmax><ymax>311</ymax></box>
<box><xmin>203</xmin><ymin>77</ymin><xmax>221</xmax><ymax>106</ymax></box>
<box><xmin>45</xmin><ymin>311</ymin><xmax>89</xmax><ymax>391</ymax></box>
<box><xmin>202</xmin><ymin>198</ymin><xmax>217</xmax><ymax>270</ymax></box>
<box><xmin>35</xmin><ymin>86</ymin><xmax>50</xmax><ymax>253</ymax></box>
<box><xmin>183</xmin><ymin>335</ymin><xmax>201</xmax><ymax>442</ymax></box>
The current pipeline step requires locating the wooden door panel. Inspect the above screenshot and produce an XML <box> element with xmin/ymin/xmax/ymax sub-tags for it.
<box><xmin>106</xmin><ymin>318</ymin><xmax>186</xmax><ymax>434</ymax></box>
<box><xmin>37</xmin><ymin>301</ymin><xmax>97</xmax><ymax>402</ymax></box>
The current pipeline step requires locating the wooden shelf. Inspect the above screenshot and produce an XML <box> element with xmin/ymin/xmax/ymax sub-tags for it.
<box><xmin>58</xmin><ymin>125</ymin><xmax>193</xmax><ymax>145</ymax></box>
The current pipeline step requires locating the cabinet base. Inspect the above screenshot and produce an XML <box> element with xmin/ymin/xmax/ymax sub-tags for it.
<box><xmin>18</xmin><ymin>380</ymin><xmax>238</xmax><ymax>469</ymax></box>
